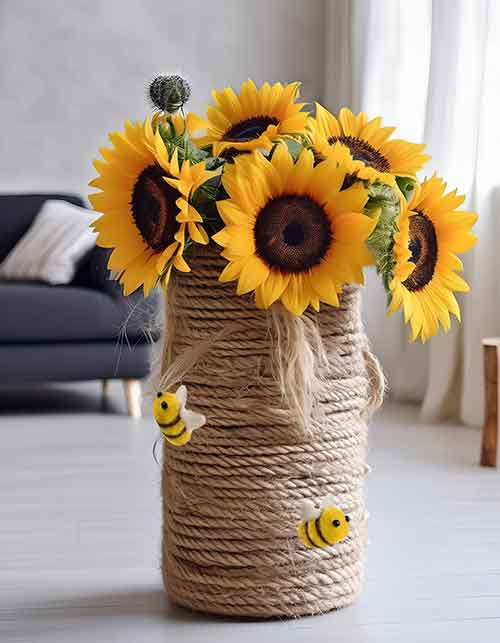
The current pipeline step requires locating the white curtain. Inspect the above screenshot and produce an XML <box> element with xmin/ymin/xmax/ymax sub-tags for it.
<box><xmin>324</xmin><ymin>0</ymin><xmax>500</xmax><ymax>426</ymax></box>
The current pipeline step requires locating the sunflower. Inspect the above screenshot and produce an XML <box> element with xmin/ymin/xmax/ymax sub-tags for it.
<box><xmin>308</xmin><ymin>104</ymin><xmax>430</xmax><ymax>185</ymax></box>
<box><xmin>388</xmin><ymin>175</ymin><xmax>477</xmax><ymax>342</ymax></box>
<box><xmin>195</xmin><ymin>79</ymin><xmax>309</xmax><ymax>156</ymax></box>
<box><xmin>212</xmin><ymin>145</ymin><xmax>377</xmax><ymax>315</ymax></box>
<box><xmin>89</xmin><ymin>119</ymin><xmax>218</xmax><ymax>296</ymax></box>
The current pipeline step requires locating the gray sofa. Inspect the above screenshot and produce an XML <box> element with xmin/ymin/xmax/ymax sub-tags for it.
<box><xmin>0</xmin><ymin>193</ymin><xmax>159</xmax><ymax>416</ymax></box>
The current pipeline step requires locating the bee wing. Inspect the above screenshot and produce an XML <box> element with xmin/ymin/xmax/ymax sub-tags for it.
<box><xmin>320</xmin><ymin>494</ymin><xmax>337</xmax><ymax>509</ymax></box>
<box><xmin>175</xmin><ymin>384</ymin><xmax>188</xmax><ymax>406</ymax></box>
<box><xmin>180</xmin><ymin>408</ymin><xmax>206</xmax><ymax>432</ymax></box>
<box><xmin>300</xmin><ymin>499</ymin><xmax>317</xmax><ymax>522</ymax></box>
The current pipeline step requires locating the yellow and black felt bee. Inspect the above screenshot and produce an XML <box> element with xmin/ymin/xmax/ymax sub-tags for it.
<box><xmin>297</xmin><ymin>496</ymin><xmax>351</xmax><ymax>549</ymax></box>
<box><xmin>153</xmin><ymin>385</ymin><xmax>206</xmax><ymax>447</ymax></box>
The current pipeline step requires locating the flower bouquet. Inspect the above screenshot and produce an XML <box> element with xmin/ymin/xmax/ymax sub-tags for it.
<box><xmin>89</xmin><ymin>76</ymin><xmax>477</xmax><ymax>617</ymax></box>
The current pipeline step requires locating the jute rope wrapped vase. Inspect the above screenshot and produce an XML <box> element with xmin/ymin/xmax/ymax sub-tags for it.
<box><xmin>159</xmin><ymin>247</ymin><xmax>384</xmax><ymax>618</ymax></box>
<box><xmin>86</xmin><ymin>74</ymin><xmax>476</xmax><ymax>619</ymax></box>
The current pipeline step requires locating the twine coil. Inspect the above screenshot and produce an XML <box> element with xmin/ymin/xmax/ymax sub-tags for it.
<box><xmin>159</xmin><ymin>248</ymin><xmax>383</xmax><ymax>618</ymax></box>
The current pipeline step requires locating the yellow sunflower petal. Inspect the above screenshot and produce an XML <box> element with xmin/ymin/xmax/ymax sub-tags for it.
<box><xmin>188</xmin><ymin>222</ymin><xmax>209</xmax><ymax>245</ymax></box>
<box><xmin>218</xmin><ymin>257</ymin><xmax>248</xmax><ymax>283</ymax></box>
<box><xmin>309</xmin><ymin>265</ymin><xmax>340</xmax><ymax>307</ymax></box>
<box><xmin>175</xmin><ymin>199</ymin><xmax>203</xmax><ymax>223</ymax></box>
<box><xmin>119</xmin><ymin>250</ymin><xmax>155</xmax><ymax>296</ymax></box>
<box><xmin>333</xmin><ymin>212</ymin><xmax>377</xmax><ymax>243</ymax></box>
<box><xmin>185</xmin><ymin>111</ymin><xmax>210</xmax><ymax>134</ymax></box>
<box><xmin>314</xmin><ymin>102</ymin><xmax>341</xmax><ymax>138</ymax></box>
<box><xmin>217</xmin><ymin>200</ymin><xmax>250</xmax><ymax>226</ymax></box>
<box><xmin>284</xmin><ymin>148</ymin><xmax>314</xmax><ymax>193</ymax></box>
<box><xmin>280</xmin><ymin>275</ymin><xmax>311</xmax><ymax>315</ymax></box>
<box><xmin>271</xmin><ymin>142</ymin><xmax>295</xmax><ymax>175</ymax></box>
<box><xmin>338</xmin><ymin>107</ymin><xmax>359</xmax><ymax>136</ymax></box>
<box><xmin>236</xmin><ymin>255</ymin><xmax>270</xmax><ymax>295</ymax></box>
<box><xmin>224</xmin><ymin>225</ymin><xmax>256</xmax><ymax>258</ymax></box>
<box><xmin>258</xmin><ymin>270</ymin><xmax>291</xmax><ymax>308</ymax></box>
<box><xmin>327</xmin><ymin>184</ymin><xmax>368</xmax><ymax>216</ymax></box>
<box><xmin>381</xmin><ymin>139</ymin><xmax>430</xmax><ymax>177</ymax></box>
<box><xmin>212</xmin><ymin>228</ymin><xmax>230</xmax><ymax>247</ymax></box>
<box><xmin>360</xmin><ymin>117</ymin><xmax>395</xmax><ymax>148</ymax></box>
<box><xmin>173</xmin><ymin>252</ymin><xmax>191</xmax><ymax>273</ymax></box>
<box><xmin>156</xmin><ymin>242</ymin><xmax>179</xmax><ymax>272</ymax></box>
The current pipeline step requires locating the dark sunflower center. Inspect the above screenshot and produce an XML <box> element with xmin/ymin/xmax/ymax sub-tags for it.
<box><xmin>223</xmin><ymin>116</ymin><xmax>279</xmax><ymax>142</ymax></box>
<box><xmin>131</xmin><ymin>164</ymin><xmax>180</xmax><ymax>252</ymax></box>
<box><xmin>328</xmin><ymin>135</ymin><xmax>390</xmax><ymax>172</ymax></box>
<box><xmin>408</xmin><ymin>237</ymin><xmax>422</xmax><ymax>263</ymax></box>
<box><xmin>402</xmin><ymin>212</ymin><xmax>438</xmax><ymax>292</ymax></box>
<box><xmin>254</xmin><ymin>196</ymin><xmax>332</xmax><ymax>272</ymax></box>
<box><xmin>283</xmin><ymin>221</ymin><xmax>305</xmax><ymax>246</ymax></box>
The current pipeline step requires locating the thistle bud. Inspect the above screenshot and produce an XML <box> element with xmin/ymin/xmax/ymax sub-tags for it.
<box><xmin>148</xmin><ymin>75</ymin><xmax>191</xmax><ymax>114</ymax></box>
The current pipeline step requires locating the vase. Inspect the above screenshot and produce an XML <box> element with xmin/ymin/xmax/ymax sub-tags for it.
<box><xmin>159</xmin><ymin>247</ymin><xmax>383</xmax><ymax>618</ymax></box>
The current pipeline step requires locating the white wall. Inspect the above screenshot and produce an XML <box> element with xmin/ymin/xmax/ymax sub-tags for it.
<box><xmin>0</xmin><ymin>0</ymin><xmax>326</xmax><ymax>196</ymax></box>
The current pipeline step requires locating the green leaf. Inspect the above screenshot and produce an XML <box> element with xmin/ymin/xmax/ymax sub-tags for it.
<box><xmin>396</xmin><ymin>176</ymin><xmax>416</xmax><ymax>201</ymax></box>
<box><xmin>204</xmin><ymin>156</ymin><xmax>226</xmax><ymax>171</ymax></box>
<box><xmin>364</xmin><ymin>183</ymin><xmax>401</xmax><ymax>293</ymax></box>
<box><xmin>157</xmin><ymin>122</ymin><xmax>209</xmax><ymax>165</ymax></box>
<box><xmin>190</xmin><ymin>174</ymin><xmax>224</xmax><ymax>235</ymax></box>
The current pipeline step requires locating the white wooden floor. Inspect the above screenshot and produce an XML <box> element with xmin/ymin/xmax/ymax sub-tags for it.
<box><xmin>1</xmin><ymin>383</ymin><xmax>499</xmax><ymax>642</ymax></box>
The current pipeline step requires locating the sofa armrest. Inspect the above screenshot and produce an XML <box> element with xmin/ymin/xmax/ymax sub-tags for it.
<box><xmin>74</xmin><ymin>246</ymin><xmax>161</xmax><ymax>342</ymax></box>
<box><xmin>76</xmin><ymin>246</ymin><xmax>121</xmax><ymax>298</ymax></box>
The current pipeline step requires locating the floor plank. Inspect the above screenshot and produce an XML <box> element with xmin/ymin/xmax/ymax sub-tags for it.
<box><xmin>1</xmin><ymin>383</ymin><xmax>499</xmax><ymax>642</ymax></box>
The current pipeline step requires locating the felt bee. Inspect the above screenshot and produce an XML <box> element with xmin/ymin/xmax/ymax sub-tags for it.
<box><xmin>153</xmin><ymin>385</ymin><xmax>206</xmax><ymax>446</ymax></box>
<box><xmin>297</xmin><ymin>496</ymin><xmax>351</xmax><ymax>549</ymax></box>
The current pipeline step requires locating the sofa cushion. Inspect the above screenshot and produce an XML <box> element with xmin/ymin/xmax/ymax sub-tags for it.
<box><xmin>0</xmin><ymin>194</ymin><xmax>85</xmax><ymax>262</ymax></box>
<box><xmin>0</xmin><ymin>199</ymin><xmax>97</xmax><ymax>285</ymax></box>
<box><xmin>0</xmin><ymin>282</ymin><xmax>157</xmax><ymax>343</ymax></box>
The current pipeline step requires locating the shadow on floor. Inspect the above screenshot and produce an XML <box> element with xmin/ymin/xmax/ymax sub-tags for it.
<box><xmin>0</xmin><ymin>382</ymin><xmax>123</xmax><ymax>415</ymax></box>
<box><xmin>7</xmin><ymin>588</ymin><xmax>223</xmax><ymax>627</ymax></box>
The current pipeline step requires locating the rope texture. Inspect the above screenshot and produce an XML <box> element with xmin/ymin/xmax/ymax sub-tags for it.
<box><xmin>160</xmin><ymin>248</ymin><xmax>383</xmax><ymax>618</ymax></box>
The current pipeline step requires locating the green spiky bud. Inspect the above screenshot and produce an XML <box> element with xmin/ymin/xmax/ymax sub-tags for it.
<box><xmin>148</xmin><ymin>75</ymin><xmax>191</xmax><ymax>114</ymax></box>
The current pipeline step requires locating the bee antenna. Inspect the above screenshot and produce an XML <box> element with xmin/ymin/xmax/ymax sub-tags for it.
<box><xmin>152</xmin><ymin>438</ymin><xmax>162</xmax><ymax>465</ymax></box>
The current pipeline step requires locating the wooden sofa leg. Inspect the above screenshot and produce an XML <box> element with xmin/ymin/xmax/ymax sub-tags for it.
<box><xmin>101</xmin><ymin>379</ymin><xmax>110</xmax><ymax>397</ymax></box>
<box><xmin>481</xmin><ymin>339</ymin><xmax>499</xmax><ymax>467</ymax></box>
<box><xmin>123</xmin><ymin>379</ymin><xmax>142</xmax><ymax>419</ymax></box>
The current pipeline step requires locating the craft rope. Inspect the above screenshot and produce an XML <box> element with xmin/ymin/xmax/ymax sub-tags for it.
<box><xmin>158</xmin><ymin>247</ymin><xmax>383</xmax><ymax>618</ymax></box>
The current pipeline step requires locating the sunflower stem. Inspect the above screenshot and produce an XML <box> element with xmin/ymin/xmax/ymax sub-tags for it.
<box><xmin>180</xmin><ymin>106</ymin><xmax>189</xmax><ymax>159</ymax></box>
